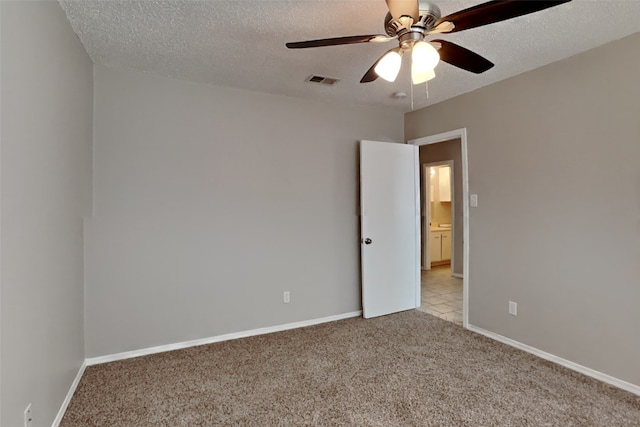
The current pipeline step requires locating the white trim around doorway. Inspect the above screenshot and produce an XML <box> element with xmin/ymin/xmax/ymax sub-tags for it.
<box><xmin>408</xmin><ymin>128</ymin><xmax>470</xmax><ymax>329</ymax></box>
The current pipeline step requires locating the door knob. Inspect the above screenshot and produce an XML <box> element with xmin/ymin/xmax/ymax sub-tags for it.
<box><xmin>363</xmin><ymin>238</ymin><xmax>372</xmax><ymax>245</ymax></box>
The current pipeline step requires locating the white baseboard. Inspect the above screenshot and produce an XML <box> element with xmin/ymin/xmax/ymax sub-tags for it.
<box><xmin>52</xmin><ymin>361</ymin><xmax>87</xmax><ymax>427</ymax></box>
<box><xmin>466</xmin><ymin>324</ymin><xmax>640</xmax><ymax>397</ymax></box>
<box><xmin>86</xmin><ymin>311</ymin><xmax>363</xmax><ymax>366</ymax></box>
<box><xmin>451</xmin><ymin>273</ymin><xmax>463</xmax><ymax>279</ymax></box>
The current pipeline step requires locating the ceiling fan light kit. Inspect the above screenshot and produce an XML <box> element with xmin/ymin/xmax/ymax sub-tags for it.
<box><xmin>412</xmin><ymin>64</ymin><xmax>436</xmax><ymax>85</ymax></box>
<box><xmin>374</xmin><ymin>48</ymin><xmax>404</xmax><ymax>82</ymax></box>
<box><xmin>287</xmin><ymin>0</ymin><xmax>572</xmax><ymax>85</ymax></box>
<box><xmin>411</xmin><ymin>40</ymin><xmax>440</xmax><ymax>83</ymax></box>
<box><xmin>412</xmin><ymin>41</ymin><xmax>440</xmax><ymax>70</ymax></box>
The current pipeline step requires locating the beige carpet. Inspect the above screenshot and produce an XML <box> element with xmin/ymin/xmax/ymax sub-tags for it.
<box><xmin>62</xmin><ymin>311</ymin><xmax>640</xmax><ymax>426</ymax></box>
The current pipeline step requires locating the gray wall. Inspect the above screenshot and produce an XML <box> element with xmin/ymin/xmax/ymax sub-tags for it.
<box><xmin>419</xmin><ymin>139</ymin><xmax>463</xmax><ymax>276</ymax></box>
<box><xmin>405</xmin><ymin>33</ymin><xmax>640</xmax><ymax>386</ymax></box>
<box><xmin>1</xmin><ymin>2</ymin><xmax>93</xmax><ymax>426</ymax></box>
<box><xmin>85</xmin><ymin>65</ymin><xmax>404</xmax><ymax>357</ymax></box>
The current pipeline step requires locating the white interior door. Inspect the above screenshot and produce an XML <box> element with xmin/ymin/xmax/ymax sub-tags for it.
<box><xmin>360</xmin><ymin>140</ymin><xmax>420</xmax><ymax>319</ymax></box>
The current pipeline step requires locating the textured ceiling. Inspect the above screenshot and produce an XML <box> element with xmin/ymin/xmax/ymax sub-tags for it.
<box><xmin>59</xmin><ymin>0</ymin><xmax>640</xmax><ymax>112</ymax></box>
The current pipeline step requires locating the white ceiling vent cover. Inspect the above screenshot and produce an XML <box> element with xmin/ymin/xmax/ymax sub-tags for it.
<box><xmin>305</xmin><ymin>75</ymin><xmax>340</xmax><ymax>86</ymax></box>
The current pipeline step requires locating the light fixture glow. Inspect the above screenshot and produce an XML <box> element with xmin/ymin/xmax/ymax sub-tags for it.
<box><xmin>374</xmin><ymin>49</ymin><xmax>403</xmax><ymax>82</ymax></box>
<box><xmin>411</xmin><ymin>63</ymin><xmax>436</xmax><ymax>85</ymax></box>
<box><xmin>412</xmin><ymin>41</ymin><xmax>440</xmax><ymax>70</ymax></box>
<box><xmin>411</xmin><ymin>41</ymin><xmax>440</xmax><ymax>85</ymax></box>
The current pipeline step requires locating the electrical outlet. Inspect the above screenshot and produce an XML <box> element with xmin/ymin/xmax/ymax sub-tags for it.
<box><xmin>470</xmin><ymin>194</ymin><xmax>478</xmax><ymax>207</ymax></box>
<box><xmin>283</xmin><ymin>291</ymin><xmax>290</xmax><ymax>304</ymax></box>
<box><xmin>24</xmin><ymin>403</ymin><xmax>33</xmax><ymax>427</ymax></box>
<box><xmin>509</xmin><ymin>301</ymin><xmax>518</xmax><ymax>316</ymax></box>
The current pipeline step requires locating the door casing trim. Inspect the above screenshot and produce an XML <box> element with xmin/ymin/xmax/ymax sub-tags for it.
<box><xmin>408</xmin><ymin>128</ymin><xmax>469</xmax><ymax>328</ymax></box>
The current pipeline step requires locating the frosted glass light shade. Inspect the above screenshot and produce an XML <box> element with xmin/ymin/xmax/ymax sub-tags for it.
<box><xmin>374</xmin><ymin>49</ymin><xmax>403</xmax><ymax>82</ymax></box>
<box><xmin>412</xmin><ymin>41</ymin><xmax>440</xmax><ymax>71</ymax></box>
<box><xmin>411</xmin><ymin>63</ymin><xmax>436</xmax><ymax>85</ymax></box>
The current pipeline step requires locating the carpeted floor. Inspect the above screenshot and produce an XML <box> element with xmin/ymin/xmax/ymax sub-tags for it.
<box><xmin>61</xmin><ymin>311</ymin><xmax>640</xmax><ymax>426</ymax></box>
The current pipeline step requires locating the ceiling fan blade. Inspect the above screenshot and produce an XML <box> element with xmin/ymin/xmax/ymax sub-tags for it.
<box><xmin>385</xmin><ymin>0</ymin><xmax>419</xmax><ymax>23</ymax></box>
<box><xmin>427</xmin><ymin>21</ymin><xmax>455</xmax><ymax>35</ymax></box>
<box><xmin>286</xmin><ymin>35</ymin><xmax>394</xmax><ymax>49</ymax></box>
<box><xmin>434</xmin><ymin>0</ymin><xmax>572</xmax><ymax>34</ymax></box>
<box><xmin>433</xmin><ymin>40</ymin><xmax>494</xmax><ymax>74</ymax></box>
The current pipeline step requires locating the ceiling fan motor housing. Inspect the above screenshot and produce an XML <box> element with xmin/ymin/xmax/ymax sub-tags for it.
<box><xmin>415</xmin><ymin>1</ymin><xmax>442</xmax><ymax>29</ymax></box>
<box><xmin>385</xmin><ymin>1</ymin><xmax>441</xmax><ymax>37</ymax></box>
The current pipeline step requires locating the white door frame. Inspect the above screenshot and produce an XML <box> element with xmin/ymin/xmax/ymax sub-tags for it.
<box><xmin>408</xmin><ymin>129</ymin><xmax>470</xmax><ymax>329</ymax></box>
<box><xmin>422</xmin><ymin>164</ymin><xmax>431</xmax><ymax>270</ymax></box>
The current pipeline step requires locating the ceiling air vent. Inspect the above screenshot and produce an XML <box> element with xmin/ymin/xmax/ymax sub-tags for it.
<box><xmin>305</xmin><ymin>75</ymin><xmax>340</xmax><ymax>86</ymax></box>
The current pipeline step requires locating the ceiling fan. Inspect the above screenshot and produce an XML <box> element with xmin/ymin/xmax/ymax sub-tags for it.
<box><xmin>286</xmin><ymin>0</ymin><xmax>572</xmax><ymax>84</ymax></box>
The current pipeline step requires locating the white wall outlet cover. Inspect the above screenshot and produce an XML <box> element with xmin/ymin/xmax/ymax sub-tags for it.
<box><xmin>283</xmin><ymin>291</ymin><xmax>290</xmax><ymax>303</ymax></box>
<box><xmin>470</xmin><ymin>194</ymin><xmax>478</xmax><ymax>207</ymax></box>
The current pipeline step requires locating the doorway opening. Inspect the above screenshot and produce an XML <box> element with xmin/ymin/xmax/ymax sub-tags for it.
<box><xmin>409</xmin><ymin>129</ymin><xmax>469</xmax><ymax>328</ymax></box>
<box><xmin>422</xmin><ymin>161</ymin><xmax>454</xmax><ymax>271</ymax></box>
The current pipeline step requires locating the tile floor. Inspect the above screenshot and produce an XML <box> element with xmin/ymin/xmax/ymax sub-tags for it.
<box><xmin>417</xmin><ymin>265</ymin><xmax>463</xmax><ymax>326</ymax></box>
